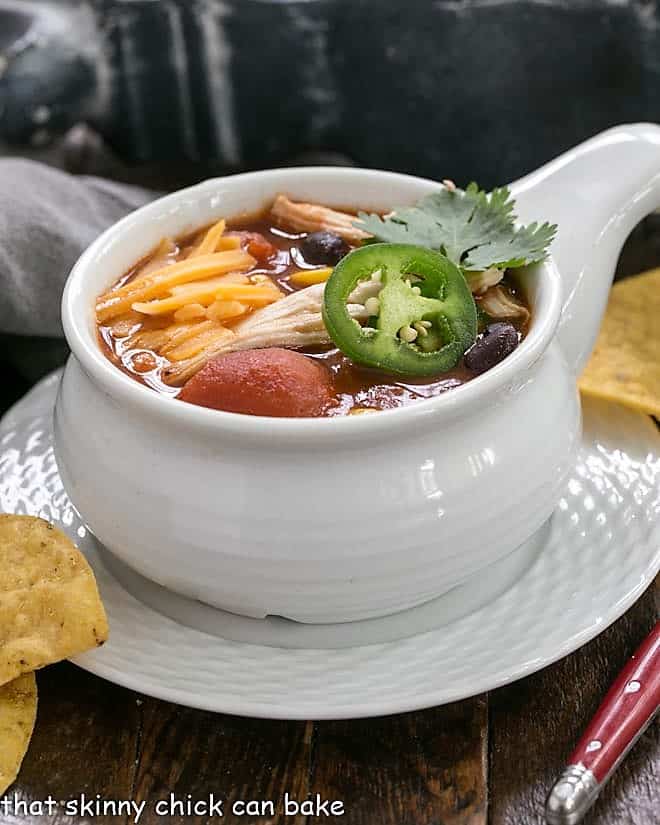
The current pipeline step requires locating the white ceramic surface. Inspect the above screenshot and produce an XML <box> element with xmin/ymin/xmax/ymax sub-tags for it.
<box><xmin>2</xmin><ymin>371</ymin><xmax>659</xmax><ymax>718</ymax></box>
<box><xmin>54</xmin><ymin>123</ymin><xmax>660</xmax><ymax>623</ymax></box>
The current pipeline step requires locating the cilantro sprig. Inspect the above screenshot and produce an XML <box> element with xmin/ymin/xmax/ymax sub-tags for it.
<box><xmin>355</xmin><ymin>183</ymin><xmax>556</xmax><ymax>271</ymax></box>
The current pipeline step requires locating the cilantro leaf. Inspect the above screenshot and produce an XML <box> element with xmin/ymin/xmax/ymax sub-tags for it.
<box><xmin>356</xmin><ymin>208</ymin><xmax>442</xmax><ymax>249</ymax></box>
<box><xmin>463</xmin><ymin>220</ymin><xmax>557</xmax><ymax>270</ymax></box>
<box><xmin>354</xmin><ymin>183</ymin><xmax>556</xmax><ymax>271</ymax></box>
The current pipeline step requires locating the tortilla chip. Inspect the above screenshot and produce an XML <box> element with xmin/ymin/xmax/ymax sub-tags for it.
<box><xmin>0</xmin><ymin>672</ymin><xmax>37</xmax><ymax>795</ymax></box>
<box><xmin>579</xmin><ymin>268</ymin><xmax>660</xmax><ymax>417</ymax></box>
<box><xmin>0</xmin><ymin>515</ymin><xmax>108</xmax><ymax>686</ymax></box>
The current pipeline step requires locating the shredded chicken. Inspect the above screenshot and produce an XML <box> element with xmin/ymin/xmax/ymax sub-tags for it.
<box><xmin>163</xmin><ymin>281</ymin><xmax>375</xmax><ymax>385</ymax></box>
<box><xmin>270</xmin><ymin>195</ymin><xmax>370</xmax><ymax>243</ymax></box>
<box><xmin>479</xmin><ymin>285</ymin><xmax>530</xmax><ymax>323</ymax></box>
<box><xmin>467</xmin><ymin>267</ymin><xmax>505</xmax><ymax>295</ymax></box>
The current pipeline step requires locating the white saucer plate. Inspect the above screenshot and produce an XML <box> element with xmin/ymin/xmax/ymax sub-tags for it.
<box><xmin>1</xmin><ymin>371</ymin><xmax>658</xmax><ymax>719</ymax></box>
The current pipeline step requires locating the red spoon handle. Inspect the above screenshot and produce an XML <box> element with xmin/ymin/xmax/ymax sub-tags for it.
<box><xmin>546</xmin><ymin>622</ymin><xmax>660</xmax><ymax>824</ymax></box>
<box><xmin>569</xmin><ymin>620</ymin><xmax>660</xmax><ymax>782</ymax></box>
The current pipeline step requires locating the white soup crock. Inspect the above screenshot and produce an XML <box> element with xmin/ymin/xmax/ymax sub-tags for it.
<box><xmin>55</xmin><ymin>123</ymin><xmax>660</xmax><ymax>622</ymax></box>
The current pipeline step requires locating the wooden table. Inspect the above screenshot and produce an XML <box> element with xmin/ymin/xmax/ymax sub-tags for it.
<box><xmin>3</xmin><ymin>581</ymin><xmax>656</xmax><ymax>825</ymax></box>
<box><xmin>2</xmin><ymin>217</ymin><xmax>659</xmax><ymax>825</ymax></box>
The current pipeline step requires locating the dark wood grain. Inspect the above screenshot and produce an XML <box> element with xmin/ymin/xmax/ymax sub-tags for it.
<box><xmin>308</xmin><ymin>698</ymin><xmax>488</xmax><ymax>825</ymax></box>
<box><xmin>131</xmin><ymin>700</ymin><xmax>312</xmax><ymax>825</ymax></box>
<box><xmin>488</xmin><ymin>579</ymin><xmax>659</xmax><ymax>825</ymax></box>
<box><xmin>3</xmin><ymin>663</ymin><xmax>140</xmax><ymax>825</ymax></box>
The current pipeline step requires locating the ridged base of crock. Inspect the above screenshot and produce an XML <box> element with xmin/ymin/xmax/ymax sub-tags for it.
<box><xmin>95</xmin><ymin>522</ymin><xmax>549</xmax><ymax>648</ymax></box>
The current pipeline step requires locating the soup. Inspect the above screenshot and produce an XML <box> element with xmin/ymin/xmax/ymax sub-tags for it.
<box><xmin>96</xmin><ymin>187</ymin><xmax>554</xmax><ymax>417</ymax></box>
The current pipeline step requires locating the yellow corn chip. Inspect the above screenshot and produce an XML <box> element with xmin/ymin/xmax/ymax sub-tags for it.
<box><xmin>0</xmin><ymin>515</ymin><xmax>109</xmax><ymax>686</ymax></box>
<box><xmin>0</xmin><ymin>672</ymin><xmax>37</xmax><ymax>795</ymax></box>
<box><xmin>579</xmin><ymin>268</ymin><xmax>660</xmax><ymax>417</ymax></box>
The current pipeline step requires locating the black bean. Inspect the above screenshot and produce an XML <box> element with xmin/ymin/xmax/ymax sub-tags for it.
<box><xmin>464</xmin><ymin>322</ymin><xmax>520</xmax><ymax>374</ymax></box>
<box><xmin>300</xmin><ymin>231</ymin><xmax>350</xmax><ymax>266</ymax></box>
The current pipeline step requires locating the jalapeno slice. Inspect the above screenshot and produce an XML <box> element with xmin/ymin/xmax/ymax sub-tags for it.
<box><xmin>322</xmin><ymin>243</ymin><xmax>477</xmax><ymax>376</ymax></box>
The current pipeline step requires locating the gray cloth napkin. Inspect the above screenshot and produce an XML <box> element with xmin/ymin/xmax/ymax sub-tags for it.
<box><xmin>0</xmin><ymin>158</ymin><xmax>156</xmax><ymax>339</ymax></box>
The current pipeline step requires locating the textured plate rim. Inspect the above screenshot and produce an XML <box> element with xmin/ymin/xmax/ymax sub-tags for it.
<box><xmin>73</xmin><ymin>569</ymin><xmax>657</xmax><ymax>719</ymax></box>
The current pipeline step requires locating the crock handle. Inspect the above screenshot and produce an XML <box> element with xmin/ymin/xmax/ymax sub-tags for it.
<box><xmin>510</xmin><ymin>123</ymin><xmax>660</xmax><ymax>374</ymax></box>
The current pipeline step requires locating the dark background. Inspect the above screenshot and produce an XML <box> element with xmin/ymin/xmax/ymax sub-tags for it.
<box><xmin>2</xmin><ymin>0</ymin><xmax>660</xmax><ymax>186</ymax></box>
